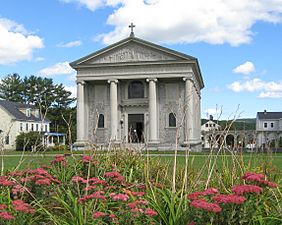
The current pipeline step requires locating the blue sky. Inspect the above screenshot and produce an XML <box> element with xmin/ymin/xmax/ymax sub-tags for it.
<box><xmin>1</xmin><ymin>0</ymin><xmax>282</xmax><ymax>119</ymax></box>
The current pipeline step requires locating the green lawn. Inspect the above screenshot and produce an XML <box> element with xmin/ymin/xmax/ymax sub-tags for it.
<box><xmin>0</xmin><ymin>151</ymin><xmax>281</xmax><ymax>177</ymax></box>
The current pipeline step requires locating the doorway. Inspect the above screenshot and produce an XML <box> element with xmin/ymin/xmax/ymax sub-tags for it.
<box><xmin>128</xmin><ymin>114</ymin><xmax>144</xmax><ymax>143</ymax></box>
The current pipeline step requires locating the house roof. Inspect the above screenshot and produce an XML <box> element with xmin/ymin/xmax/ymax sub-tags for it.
<box><xmin>70</xmin><ymin>35</ymin><xmax>204</xmax><ymax>89</ymax></box>
<box><xmin>0</xmin><ymin>100</ymin><xmax>50</xmax><ymax>122</ymax></box>
<box><xmin>257</xmin><ymin>112</ymin><xmax>282</xmax><ymax>120</ymax></box>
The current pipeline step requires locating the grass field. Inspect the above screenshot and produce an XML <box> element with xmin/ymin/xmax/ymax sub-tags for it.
<box><xmin>1</xmin><ymin>151</ymin><xmax>281</xmax><ymax>176</ymax></box>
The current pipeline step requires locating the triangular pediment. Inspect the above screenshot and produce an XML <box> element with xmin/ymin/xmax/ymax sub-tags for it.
<box><xmin>71</xmin><ymin>37</ymin><xmax>195</xmax><ymax>66</ymax></box>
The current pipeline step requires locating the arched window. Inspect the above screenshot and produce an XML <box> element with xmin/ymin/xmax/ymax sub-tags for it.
<box><xmin>169</xmin><ymin>113</ymin><xmax>176</xmax><ymax>127</ymax></box>
<box><xmin>98</xmin><ymin>114</ymin><xmax>104</xmax><ymax>128</ymax></box>
<box><xmin>128</xmin><ymin>81</ymin><xmax>144</xmax><ymax>99</ymax></box>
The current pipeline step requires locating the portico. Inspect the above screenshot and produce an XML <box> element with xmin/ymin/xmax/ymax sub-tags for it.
<box><xmin>70</xmin><ymin>33</ymin><xmax>204</xmax><ymax>150</ymax></box>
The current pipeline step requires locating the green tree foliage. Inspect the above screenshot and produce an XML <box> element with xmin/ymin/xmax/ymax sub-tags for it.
<box><xmin>16</xmin><ymin>132</ymin><xmax>43</xmax><ymax>151</ymax></box>
<box><xmin>0</xmin><ymin>73</ymin><xmax>24</xmax><ymax>102</ymax></box>
<box><xmin>0</xmin><ymin>74</ymin><xmax>76</xmax><ymax>144</ymax></box>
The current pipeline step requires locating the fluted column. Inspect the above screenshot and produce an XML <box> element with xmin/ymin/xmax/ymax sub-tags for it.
<box><xmin>146</xmin><ymin>78</ymin><xmax>158</xmax><ymax>143</ymax></box>
<box><xmin>183</xmin><ymin>77</ymin><xmax>195</xmax><ymax>144</ymax></box>
<box><xmin>108</xmin><ymin>79</ymin><xmax>118</xmax><ymax>141</ymax></box>
<box><xmin>77</xmin><ymin>81</ymin><xmax>86</xmax><ymax>141</ymax></box>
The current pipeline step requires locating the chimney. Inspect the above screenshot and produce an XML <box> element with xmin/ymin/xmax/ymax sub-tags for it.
<box><xmin>209</xmin><ymin>115</ymin><xmax>214</xmax><ymax>121</ymax></box>
<box><xmin>264</xmin><ymin>110</ymin><xmax>267</xmax><ymax>114</ymax></box>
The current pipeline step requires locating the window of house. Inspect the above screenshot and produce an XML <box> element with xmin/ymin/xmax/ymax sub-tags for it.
<box><xmin>36</xmin><ymin>124</ymin><xmax>39</xmax><ymax>131</ymax></box>
<box><xmin>26</xmin><ymin>123</ymin><xmax>28</xmax><ymax>131</ymax></box>
<box><xmin>205</xmin><ymin>124</ymin><xmax>208</xmax><ymax>127</ymax></box>
<box><xmin>45</xmin><ymin>125</ymin><xmax>48</xmax><ymax>132</ymax></box>
<box><xmin>264</xmin><ymin>122</ymin><xmax>267</xmax><ymax>128</ymax></box>
<box><xmin>271</xmin><ymin>122</ymin><xmax>274</xmax><ymax>128</ymax></box>
<box><xmin>128</xmin><ymin>81</ymin><xmax>144</xmax><ymax>99</ymax></box>
<box><xmin>20</xmin><ymin>123</ymin><xmax>23</xmax><ymax>131</ymax></box>
<box><xmin>5</xmin><ymin>136</ymin><xmax>9</xmax><ymax>145</ymax></box>
<box><xmin>98</xmin><ymin>114</ymin><xmax>104</xmax><ymax>128</ymax></box>
<box><xmin>169</xmin><ymin>113</ymin><xmax>176</xmax><ymax>127</ymax></box>
<box><xmin>31</xmin><ymin>124</ymin><xmax>34</xmax><ymax>131</ymax></box>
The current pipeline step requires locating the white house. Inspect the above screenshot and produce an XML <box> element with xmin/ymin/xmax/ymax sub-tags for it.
<box><xmin>256</xmin><ymin>110</ymin><xmax>282</xmax><ymax>148</ymax></box>
<box><xmin>0</xmin><ymin>100</ymin><xmax>50</xmax><ymax>150</ymax></box>
<box><xmin>70</xmin><ymin>30</ymin><xmax>204</xmax><ymax>150</ymax></box>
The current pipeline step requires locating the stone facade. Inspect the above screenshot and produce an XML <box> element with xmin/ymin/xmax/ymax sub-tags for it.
<box><xmin>70</xmin><ymin>35</ymin><xmax>204</xmax><ymax>150</ymax></box>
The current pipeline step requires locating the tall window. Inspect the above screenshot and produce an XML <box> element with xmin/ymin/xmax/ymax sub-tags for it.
<box><xmin>5</xmin><ymin>136</ymin><xmax>9</xmax><ymax>145</ymax></box>
<box><xmin>31</xmin><ymin>124</ymin><xmax>34</xmax><ymax>131</ymax></box>
<box><xmin>169</xmin><ymin>113</ymin><xmax>176</xmax><ymax>127</ymax></box>
<box><xmin>20</xmin><ymin>123</ymin><xmax>23</xmax><ymax>131</ymax></box>
<box><xmin>36</xmin><ymin>124</ymin><xmax>39</xmax><ymax>131</ymax></box>
<box><xmin>271</xmin><ymin>122</ymin><xmax>274</xmax><ymax>128</ymax></box>
<box><xmin>128</xmin><ymin>81</ymin><xmax>144</xmax><ymax>99</ymax></box>
<box><xmin>264</xmin><ymin>123</ymin><xmax>267</xmax><ymax>128</ymax></box>
<box><xmin>26</xmin><ymin>123</ymin><xmax>28</xmax><ymax>131</ymax></box>
<box><xmin>98</xmin><ymin>114</ymin><xmax>104</xmax><ymax>128</ymax></box>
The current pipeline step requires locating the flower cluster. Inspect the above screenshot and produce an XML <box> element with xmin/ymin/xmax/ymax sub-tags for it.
<box><xmin>242</xmin><ymin>172</ymin><xmax>278</xmax><ymax>188</ymax></box>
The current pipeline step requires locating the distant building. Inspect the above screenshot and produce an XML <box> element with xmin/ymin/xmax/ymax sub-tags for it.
<box><xmin>201</xmin><ymin>116</ymin><xmax>221</xmax><ymax>148</ymax></box>
<box><xmin>201</xmin><ymin>116</ymin><xmax>221</xmax><ymax>132</ymax></box>
<box><xmin>0</xmin><ymin>100</ymin><xmax>50</xmax><ymax>150</ymax></box>
<box><xmin>256</xmin><ymin>110</ymin><xmax>282</xmax><ymax>147</ymax></box>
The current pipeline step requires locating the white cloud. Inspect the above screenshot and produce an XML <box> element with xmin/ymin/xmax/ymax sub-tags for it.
<box><xmin>38</xmin><ymin>61</ymin><xmax>75</xmax><ymax>77</ymax></box>
<box><xmin>228</xmin><ymin>78</ymin><xmax>282</xmax><ymax>98</ymax></box>
<box><xmin>72</xmin><ymin>0</ymin><xmax>282</xmax><ymax>46</ymax></box>
<box><xmin>65</xmin><ymin>85</ymin><xmax>77</xmax><ymax>98</ymax></box>
<box><xmin>233</xmin><ymin>61</ymin><xmax>255</xmax><ymax>75</ymax></box>
<box><xmin>35</xmin><ymin>57</ymin><xmax>45</xmax><ymax>62</ymax></box>
<box><xmin>0</xmin><ymin>17</ymin><xmax>44</xmax><ymax>65</ymax></box>
<box><xmin>57</xmin><ymin>40</ymin><xmax>82</xmax><ymax>48</ymax></box>
<box><xmin>60</xmin><ymin>0</ymin><xmax>106</xmax><ymax>11</ymax></box>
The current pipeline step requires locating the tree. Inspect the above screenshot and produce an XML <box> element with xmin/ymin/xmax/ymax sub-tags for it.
<box><xmin>0</xmin><ymin>73</ymin><xmax>24</xmax><ymax>102</ymax></box>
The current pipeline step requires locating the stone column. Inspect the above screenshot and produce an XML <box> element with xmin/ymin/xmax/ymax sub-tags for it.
<box><xmin>183</xmin><ymin>77</ymin><xmax>195</xmax><ymax>144</ymax></box>
<box><xmin>108</xmin><ymin>79</ymin><xmax>118</xmax><ymax>141</ymax></box>
<box><xmin>146</xmin><ymin>78</ymin><xmax>158</xmax><ymax>143</ymax></box>
<box><xmin>77</xmin><ymin>81</ymin><xmax>86</xmax><ymax>141</ymax></box>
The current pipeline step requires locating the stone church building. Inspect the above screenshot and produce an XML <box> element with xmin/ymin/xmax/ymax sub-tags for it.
<box><xmin>70</xmin><ymin>31</ymin><xmax>204</xmax><ymax>150</ymax></box>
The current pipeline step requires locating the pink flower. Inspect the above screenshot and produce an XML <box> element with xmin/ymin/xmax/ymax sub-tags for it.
<box><xmin>212</xmin><ymin>194</ymin><xmax>246</xmax><ymax>204</ymax></box>
<box><xmin>112</xmin><ymin>194</ymin><xmax>129</xmax><ymax>201</ymax></box>
<box><xmin>190</xmin><ymin>199</ymin><xmax>222</xmax><ymax>213</ymax></box>
<box><xmin>188</xmin><ymin>222</ymin><xmax>196</xmax><ymax>225</ymax></box>
<box><xmin>85</xmin><ymin>185</ymin><xmax>97</xmax><ymax>191</ymax></box>
<box><xmin>0</xmin><ymin>211</ymin><xmax>15</xmax><ymax>220</ymax></box>
<box><xmin>232</xmin><ymin>184</ymin><xmax>263</xmax><ymax>195</ymax></box>
<box><xmin>187</xmin><ymin>192</ymin><xmax>203</xmax><ymax>200</ymax></box>
<box><xmin>35</xmin><ymin>178</ymin><xmax>51</xmax><ymax>185</ymax></box>
<box><xmin>109</xmin><ymin>213</ymin><xmax>117</xmax><ymax>220</ymax></box>
<box><xmin>72</xmin><ymin>176</ymin><xmax>87</xmax><ymax>184</ymax></box>
<box><xmin>242</xmin><ymin>172</ymin><xmax>265</xmax><ymax>182</ymax></box>
<box><xmin>0</xmin><ymin>204</ymin><xmax>7</xmax><ymax>210</ymax></box>
<box><xmin>81</xmin><ymin>155</ymin><xmax>91</xmax><ymax>163</ymax></box>
<box><xmin>51</xmin><ymin>155</ymin><xmax>66</xmax><ymax>166</ymax></box>
<box><xmin>92</xmin><ymin>211</ymin><xmax>107</xmax><ymax>219</ymax></box>
<box><xmin>127</xmin><ymin>201</ymin><xmax>138</xmax><ymax>209</ymax></box>
<box><xmin>259</xmin><ymin>180</ymin><xmax>278</xmax><ymax>188</ymax></box>
<box><xmin>89</xmin><ymin>177</ymin><xmax>107</xmax><ymax>186</ymax></box>
<box><xmin>131</xmin><ymin>191</ymin><xmax>145</xmax><ymax>197</ymax></box>
<box><xmin>78</xmin><ymin>191</ymin><xmax>106</xmax><ymax>202</ymax></box>
<box><xmin>144</xmin><ymin>208</ymin><xmax>158</xmax><ymax>217</ymax></box>
<box><xmin>12</xmin><ymin>200</ymin><xmax>35</xmax><ymax>214</ymax></box>
<box><xmin>202</xmin><ymin>188</ymin><xmax>218</xmax><ymax>195</ymax></box>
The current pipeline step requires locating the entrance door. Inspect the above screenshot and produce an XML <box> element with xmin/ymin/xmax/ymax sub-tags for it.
<box><xmin>128</xmin><ymin>114</ymin><xmax>144</xmax><ymax>143</ymax></box>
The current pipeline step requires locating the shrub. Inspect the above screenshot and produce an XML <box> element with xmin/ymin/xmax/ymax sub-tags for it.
<box><xmin>15</xmin><ymin>132</ymin><xmax>43</xmax><ymax>151</ymax></box>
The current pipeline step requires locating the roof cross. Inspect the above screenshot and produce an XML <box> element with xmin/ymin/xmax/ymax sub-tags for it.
<box><xmin>129</xmin><ymin>22</ymin><xmax>136</xmax><ymax>37</ymax></box>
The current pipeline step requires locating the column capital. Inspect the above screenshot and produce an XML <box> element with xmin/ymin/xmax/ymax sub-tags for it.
<box><xmin>77</xmin><ymin>80</ymin><xmax>86</xmax><ymax>85</ymax></box>
<box><xmin>182</xmin><ymin>77</ymin><xmax>193</xmax><ymax>82</ymax></box>
<box><xmin>108</xmin><ymin>79</ymin><xmax>118</xmax><ymax>84</ymax></box>
<box><xmin>146</xmin><ymin>78</ymin><xmax>158</xmax><ymax>83</ymax></box>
